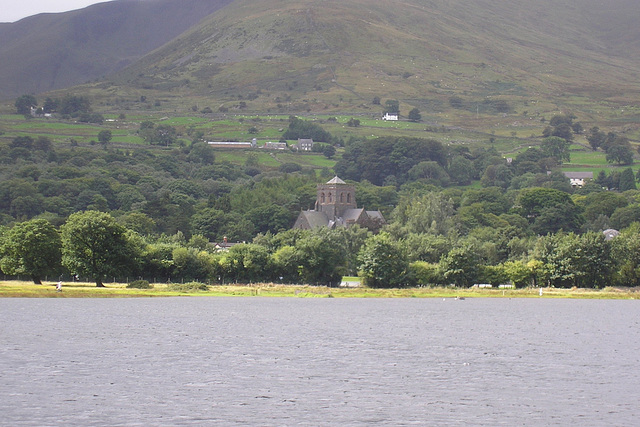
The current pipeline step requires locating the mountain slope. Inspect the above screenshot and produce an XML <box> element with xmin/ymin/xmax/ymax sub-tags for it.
<box><xmin>3</xmin><ymin>0</ymin><xmax>640</xmax><ymax>124</ymax></box>
<box><xmin>106</xmin><ymin>0</ymin><xmax>640</xmax><ymax>118</ymax></box>
<box><xmin>0</xmin><ymin>0</ymin><xmax>234</xmax><ymax>100</ymax></box>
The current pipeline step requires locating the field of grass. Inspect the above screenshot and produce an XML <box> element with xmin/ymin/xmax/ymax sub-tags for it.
<box><xmin>560</xmin><ymin>143</ymin><xmax>640</xmax><ymax>178</ymax></box>
<box><xmin>3</xmin><ymin>107</ymin><xmax>638</xmax><ymax>179</ymax></box>
<box><xmin>1</xmin><ymin>281</ymin><xmax>638</xmax><ymax>300</ymax></box>
<box><xmin>0</xmin><ymin>114</ymin><xmax>146</xmax><ymax>146</ymax></box>
<box><xmin>567</xmin><ymin>149</ymin><xmax>610</xmax><ymax>166</ymax></box>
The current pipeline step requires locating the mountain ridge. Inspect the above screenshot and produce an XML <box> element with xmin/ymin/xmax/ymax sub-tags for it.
<box><xmin>0</xmin><ymin>0</ymin><xmax>233</xmax><ymax>99</ymax></box>
<box><xmin>105</xmin><ymin>0</ymin><xmax>640</xmax><ymax>118</ymax></box>
<box><xmin>2</xmin><ymin>0</ymin><xmax>640</xmax><ymax>126</ymax></box>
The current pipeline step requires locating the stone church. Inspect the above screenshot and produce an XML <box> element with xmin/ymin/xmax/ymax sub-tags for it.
<box><xmin>293</xmin><ymin>176</ymin><xmax>385</xmax><ymax>230</ymax></box>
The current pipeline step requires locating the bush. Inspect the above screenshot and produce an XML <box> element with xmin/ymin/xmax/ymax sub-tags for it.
<box><xmin>127</xmin><ymin>280</ymin><xmax>151</xmax><ymax>289</ymax></box>
<box><xmin>279</xmin><ymin>162</ymin><xmax>302</xmax><ymax>173</ymax></box>
<box><xmin>409</xmin><ymin>261</ymin><xmax>442</xmax><ymax>286</ymax></box>
<box><xmin>168</xmin><ymin>281</ymin><xmax>209</xmax><ymax>292</ymax></box>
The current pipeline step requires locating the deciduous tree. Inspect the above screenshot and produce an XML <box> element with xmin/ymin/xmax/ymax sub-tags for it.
<box><xmin>61</xmin><ymin>211</ymin><xmax>138</xmax><ymax>287</ymax></box>
<box><xmin>15</xmin><ymin>95</ymin><xmax>37</xmax><ymax>115</ymax></box>
<box><xmin>296</xmin><ymin>228</ymin><xmax>347</xmax><ymax>286</ymax></box>
<box><xmin>408</xmin><ymin>108</ymin><xmax>421</xmax><ymax>122</ymax></box>
<box><xmin>358</xmin><ymin>232</ymin><xmax>408</xmax><ymax>288</ymax></box>
<box><xmin>439</xmin><ymin>243</ymin><xmax>481</xmax><ymax>287</ymax></box>
<box><xmin>541</xmin><ymin>136</ymin><xmax>570</xmax><ymax>163</ymax></box>
<box><xmin>606</xmin><ymin>137</ymin><xmax>634</xmax><ymax>165</ymax></box>
<box><xmin>98</xmin><ymin>130</ymin><xmax>112</xmax><ymax>144</ymax></box>
<box><xmin>384</xmin><ymin>99</ymin><xmax>400</xmax><ymax>115</ymax></box>
<box><xmin>0</xmin><ymin>219</ymin><xmax>61</xmax><ymax>284</ymax></box>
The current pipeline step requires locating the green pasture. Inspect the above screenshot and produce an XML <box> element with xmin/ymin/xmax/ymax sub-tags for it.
<box><xmin>2</xmin><ymin>111</ymin><xmax>637</xmax><ymax>180</ymax></box>
<box><xmin>214</xmin><ymin>151</ymin><xmax>281</xmax><ymax>168</ymax></box>
<box><xmin>158</xmin><ymin>116</ymin><xmax>209</xmax><ymax>126</ymax></box>
<box><xmin>213</xmin><ymin>149</ymin><xmax>337</xmax><ymax>170</ymax></box>
<box><xmin>566</xmin><ymin>150</ymin><xmax>610</xmax><ymax>166</ymax></box>
<box><xmin>273</xmin><ymin>152</ymin><xmax>337</xmax><ymax>168</ymax></box>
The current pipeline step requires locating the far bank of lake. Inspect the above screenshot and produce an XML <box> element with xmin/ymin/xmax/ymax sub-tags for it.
<box><xmin>1</xmin><ymin>280</ymin><xmax>638</xmax><ymax>299</ymax></box>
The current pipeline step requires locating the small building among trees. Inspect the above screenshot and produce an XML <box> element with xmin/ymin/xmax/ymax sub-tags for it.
<box><xmin>563</xmin><ymin>171</ymin><xmax>593</xmax><ymax>187</ymax></box>
<box><xmin>296</xmin><ymin>138</ymin><xmax>314</xmax><ymax>151</ymax></box>
<box><xmin>294</xmin><ymin>176</ymin><xmax>385</xmax><ymax>231</ymax></box>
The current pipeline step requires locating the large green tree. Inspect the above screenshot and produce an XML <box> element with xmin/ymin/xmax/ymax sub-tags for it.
<box><xmin>538</xmin><ymin>232</ymin><xmax>613</xmax><ymax>288</ymax></box>
<box><xmin>581</xmin><ymin>191</ymin><xmax>628</xmax><ymax>222</ymax></box>
<box><xmin>408</xmin><ymin>108</ymin><xmax>421</xmax><ymax>122</ymax></box>
<box><xmin>219</xmin><ymin>244</ymin><xmax>271</xmax><ymax>283</ymax></box>
<box><xmin>439</xmin><ymin>243</ymin><xmax>481</xmax><ymax>287</ymax></box>
<box><xmin>611</xmin><ymin>225</ymin><xmax>640</xmax><ymax>287</ymax></box>
<box><xmin>392</xmin><ymin>191</ymin><xmax>455</xmax><ymax>235</ymax></box>
<box><xmin>97</xmin><ymin>130</ymin><xmax>112</xmax><ymax>144</ymax></box>
<box><xmin>606</xmin><ymin>137</ymin><xmax>634</xmax><ymax>165</ymax></box>
<box><xmin>281</xmin><ymin>117</ymin><xmax>332</xmax><ymax>142</ymax></box>
<box><xmin>358</xmin><ymin>232</ymin><xmax>408</xmax><ymax>288</ymax></box>
<box><xmin>61</xmin><ymin>211</ymin><xmax>138</xmax><ymax>287</ymax></box>
<box><xmin>619</xmin><ymin>168</ymin><xmax>637</xmax><ymax>191</ymax></box>
<box><xmin>336</xmin><ymin>137</ymin><xmax>447</xmax><ymax>185</ymax></box>
<box><xmin>517</xmin><ymin>187</ymin><xmax>573</xmax><ymax>219</ymax></box>
<box><xmin>0</xmin><ymin>219</ymin><xmax>61</xmax><ymax>284</ymax></box>
<box><xmin>15</xmin><ymin>95</ymin><xmax>37</xmax><ymax>115</ymax></box>
<box><xmin>586</xmin><ymin>126</ymin><xmax>606</xmax><ymax>151</ymax></box>
<box><xmin>295</xmin><ymin>228</ymin><xmax>347</xmax><ymax>286</ymax></box>
<box><xmin>384</xmin><ymin>99</ymin><xmax>400</xmax><ymax>115</ymax></box>
<box><xmin>540</xmin><ymin>136</ymin><xmax>571</xmax><ymax>163</ymax></box>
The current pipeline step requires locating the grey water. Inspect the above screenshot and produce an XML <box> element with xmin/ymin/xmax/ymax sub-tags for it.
<box><xmin>0</xmin><ymin>297</ymin><xmax>638</xmax><ymax>426</ymax></box>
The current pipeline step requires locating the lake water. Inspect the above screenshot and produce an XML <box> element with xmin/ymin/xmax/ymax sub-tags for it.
<box><xmin>1</xmin><ymin>297</ymin><xmax>638</xmax><ymax>426</ymax></box>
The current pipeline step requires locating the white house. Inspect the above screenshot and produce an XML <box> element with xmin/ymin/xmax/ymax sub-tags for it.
<box><xmin>296</xmin><ymin>138</ymin><xmax>314</xmax><ymax>151</ymax></box>
<box><xmin>382</xmin><ymin>113</ymin><xmax>399</xmax><ymax>121</ymax></box>
<box><xmin>563</xmin><ymin>171</ymin><xmax>593</xmax><ymax>187</ymax></box>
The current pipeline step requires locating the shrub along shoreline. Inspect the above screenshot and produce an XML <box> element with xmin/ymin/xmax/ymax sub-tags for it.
<box><xmin>1</xmin><ymin>281</ymin><xmax>637</xmax><ymax>299</ymax></box>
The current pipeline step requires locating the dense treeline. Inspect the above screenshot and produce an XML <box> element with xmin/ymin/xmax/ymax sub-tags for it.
<box><xmin>0</xmin><ymin>140</ymin><xmax>322</xmax><ymax>239</ymax></box>
<box><xmin>2</xmin><ymin>211</ymin><xmax>640</xmax><ymax>289</ymax></box>
<box><xmin>335</xmin><ymin>137</ymin><xmax>448</xmax><ymax>186</ymax></box>
<box><xmin>15</xmin><ymin>94</ymin><xmax>104</xmax><ymax>123</ymax></box>
<box><xmin>2</xmin><ymin>129</ymin><xmax>640</xmax><ymax>288</ymax></box>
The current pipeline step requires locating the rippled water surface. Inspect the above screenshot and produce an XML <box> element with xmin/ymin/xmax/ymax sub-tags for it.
<box><xmin>1</xmin><ymin>297</ymin><xmax>639</xmax><ymax>426</ymax></box>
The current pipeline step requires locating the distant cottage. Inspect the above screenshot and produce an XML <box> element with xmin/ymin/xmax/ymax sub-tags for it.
<box><xmin>382</xmin><ymin>113</ymin><xmax>398</xmax><ymax>121</ymax></box>
<box><xmin>296</xmin><ymin>138</ymin><xmax>314</xmax><ymax>151</ymax></box>
<box><xmin>546</xmin><ymin>171</ymin><xmax>594</xmax><ymax>188</ymax></box>
<box><xmin>563</xmin><ymin>171</ymin><xmax>593</xmax><ymax>187</ymax></box>
<box><xmin>294</xmin><ymin>176</ymin><xmax>385</xmax><ymax>231</ymax></box>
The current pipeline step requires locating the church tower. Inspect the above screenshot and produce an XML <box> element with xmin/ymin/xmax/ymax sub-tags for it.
<box><xmin>316</xmin><ymin>176</ymin><xmax>357</xmax><ymax>221</ymax></box>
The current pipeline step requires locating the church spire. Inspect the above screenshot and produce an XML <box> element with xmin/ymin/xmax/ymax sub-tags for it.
<box><xmin>326</xmin><ymin>176</ymin><xmax>346</xmax><ymax>185</ymax></box>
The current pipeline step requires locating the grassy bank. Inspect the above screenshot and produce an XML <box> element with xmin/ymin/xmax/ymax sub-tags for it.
<box><xmin>1</xmin><ymin>281</ymin><xmax>638</xmax><ymax>299</ymax></box>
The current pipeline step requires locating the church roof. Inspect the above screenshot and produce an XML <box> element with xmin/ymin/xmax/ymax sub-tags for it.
<box><xmin>366</xmin><ymin>211</ymin><xmax>385</xmax><ymax>220</ymax></box>
<box><xmin>342</xmin><ymin>208</ymin><xmax>365</xmax><ymax>222</ymax></box>
<box><xmin>299</xmin><ymin>211</ymin><xmax>330</xmax><ymax>228</ymax></box>
<box><xmin>326</xmin><ymin>176</ymin><xmax>347</xmax><ymax>185</ymax></box>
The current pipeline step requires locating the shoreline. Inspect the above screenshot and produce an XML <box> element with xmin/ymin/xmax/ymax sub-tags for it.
<box><xmin>1</xmin><ymin>281</ymin><xmax>638</xmax><ymax>299</ymax></box>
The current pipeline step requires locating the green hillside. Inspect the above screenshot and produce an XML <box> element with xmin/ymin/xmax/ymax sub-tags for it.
<box><xmin>95</xmin><ymin>0</ymin><xmax>640</xmax><ymax>128</ymax></box>
<box><xmin>0</xmin><ymin>0</ymin><xmax>233</xmax><ymax>99</ymax></box>
<box><xmin>2</xmin><ymin>0</ymin><xmax>640</xmax><ymax>136</ymax></box>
